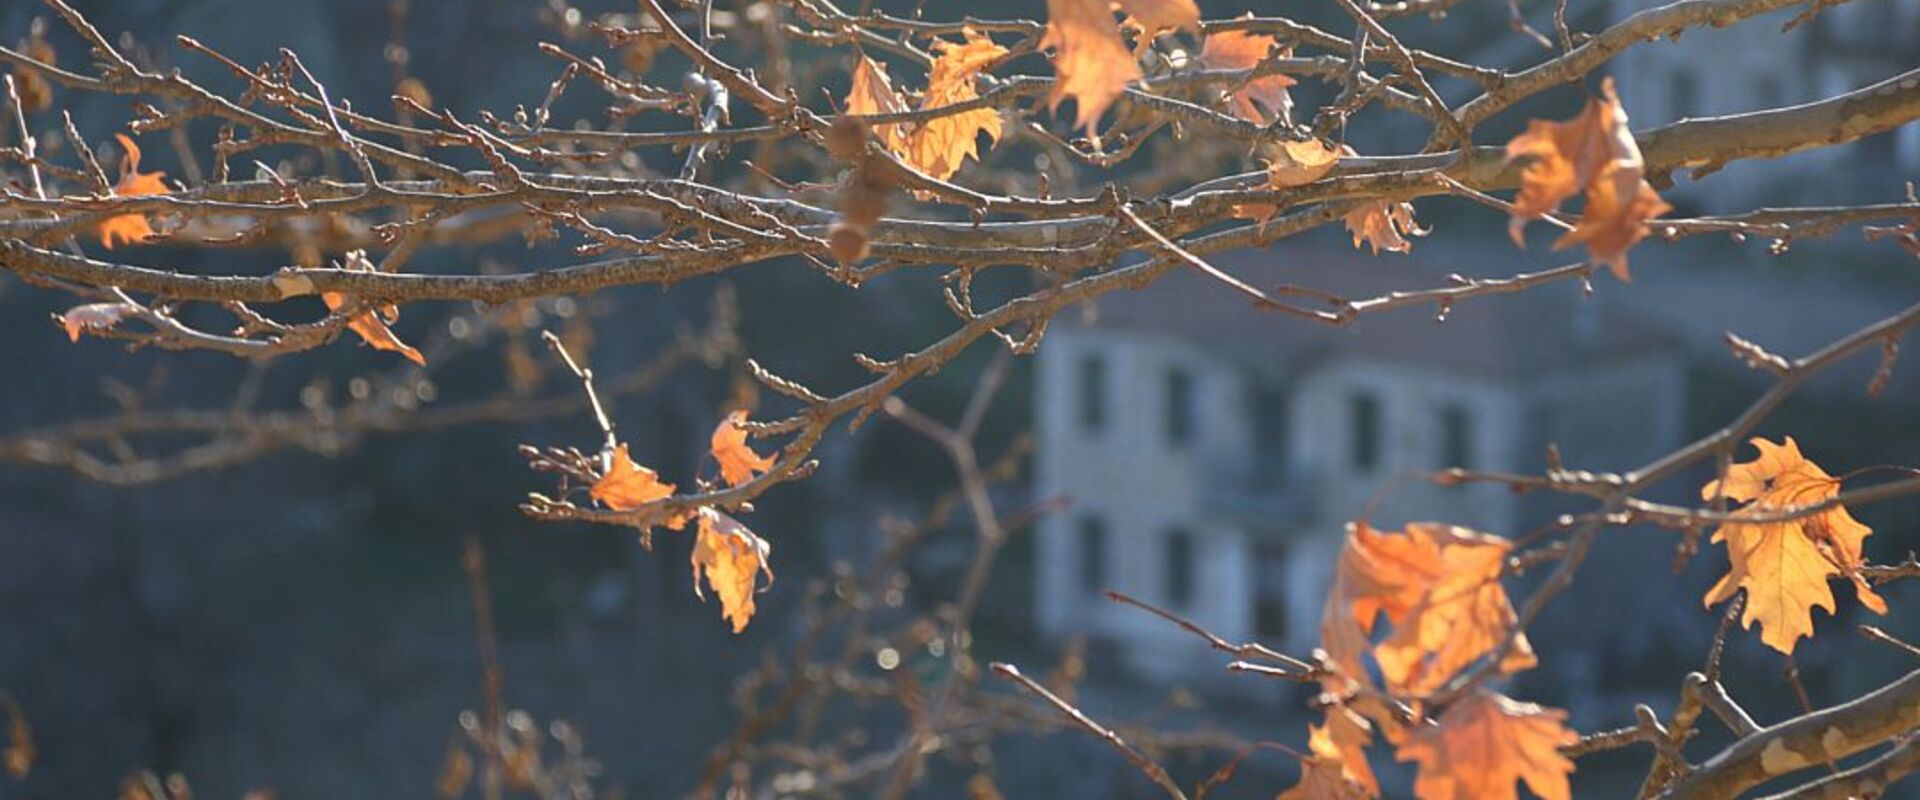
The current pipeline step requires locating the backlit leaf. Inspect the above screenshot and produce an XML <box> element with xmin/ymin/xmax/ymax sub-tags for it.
<box><xmin>691</xmin><ymin>507</ymin><xmax>772</xmax><ymax>633</ymax></box>
<box><xmin>845</xmin><ymin>54</ymin><xmax>911</xmax><ymax>155</ymax></box>
<box><xmin>1116</xmin><ymin>0</ymin><xmax>1199</xmax><ymax>56</ymax></box>
<box><xmin>322</xmin><ymin>292</ymin><xmax>427</xmax><ymax>366</ymax></box>
<box><xmin>1702</xmin><ymin>436</ymin><xmax>1885</xmax><ymax>654</ymax></box>
<box><xmin>1345</xmin><ymin>201</ymin><xmax>1427</xmax><ymax>255</ymax></box>
<box><xmin>1040</xmin><ymin>0</ymin><xmax>1139</xmax><ymax>131</ymax></box>
<box><xmin>99</xmin><ymin>134</ymin><xmax>169</xmax><ymax>249</ymax></box>
<box><xmin>906</xmin><ymin>29</ymin><xmax>1008</xmax><ymax>180</ymax></box>
<box><xmin>1279</xmin><ymin>722</ymin><xmax>1371</xmax><ymax>800</ymax></box>
<box><xmin>711</xmin><ymin>409</ymin><xmax>775</xmax><ymax>487</ymax></box>
<box><xmin>1197</xmin><ymin>29</ymin><xmax>1295</xmax><ymax>125</ymax></box>
<box><xmin>1504</xmin><ymin>78</ymin><xmax>1670</xmax><ymax>280</ymax></box>
<box><xmin>1395</xmin><ymin>689</ymin><xmax>1577</xmax><ymax>800</ymax></box>
<box><xmin>590</xmin><ymin>444</ymin><xmax>676</xmax><ymax>510</ymax></box>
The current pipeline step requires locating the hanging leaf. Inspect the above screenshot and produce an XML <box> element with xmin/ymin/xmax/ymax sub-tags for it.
<box><xmin>711</xmin><ymin>409</ymin><xmax>775</xmax><ymax>487</ymax></box>
<box><xmin>1345</xmin><ymin>201</ymin><xmax>1427</xmax><ymax>255</ymax></box>
<box><xmin>590</xmin><ymin>443</ymin><xmax>676</xmax><ymax>510</ymax></box>
<box><xmin>1279</xmin><ymin>722</ymin><xmax>1371</xmax><ymax>800</ymax></box>
<box><xmin>691</xmin><ymin>507</ymin><xmax>772</xmax><ymax>633</ymax></box>
<box><xmin>1116</xmin><ymin>0</ymin><xmax>1199</xmax><ymax>56</ymax></box>
<box><xmin>1040</xmin><ymin>0</ymin><xmax>1139</xmax><ymax>131</ymax></box>
<box><xmin>1322</xmin><ymin>522</ymin><xmax>1535</xmax><ymax>697</ymax></box>
<box><xmin>1197</xmin><ymin>29</ymin><xmax>1295</xmax><ymax>125</ymax></box>
<box><xmin>905</xmin><ymin>29</ymin><xmax>1008</xmax><ymax>180</ymax></box>
<box><xmin>1504</xmin><ymin>78</ymin><xmax>1670</xmax><ymax>280</ymax></box>
<box><xmin>1702</xmin><ymin>436</ymin><xmax>1885</xmax><ymax>654</ymax></box>
<box><xmin>845</xmin><ymin>53</ymin><xmax>912</xmax><ymax>155</ymax></box>
<box><xmin>1395</xmin><ymin>689</ymin><xmax>1577</xmax><ymax>800</ymax></box>
<box><xmin>323</xmin><ymin>292</ymin><xmax>427</xmax><ymax>366</ymax></box>
<box><xmin>99</xmin><ymin>134</ymin><xmax>170</xmax><ymax>249</ymax></box>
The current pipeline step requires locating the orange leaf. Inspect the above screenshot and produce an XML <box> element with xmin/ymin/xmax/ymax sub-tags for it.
<box><xmin>55</xmin><ymin>301</ymin><xmax>135</xmax><ymax>341</ymax></box>
<box><xmin>323</xmin><ymin>292</ymin><xmax>427</xmax><ymax>365</ymax></box>
<box><xmin>691</xmin><ymin>507</ymin><xmax>772</xmax><ymax>633</ymax></box>
<box><xmin>845</xmin><ymin>54</ymin><xmax>912</xmax><ymax>155</ymax></box>
<box><xmin>1396</xmin><ymin>689</ymin><xmax>1577</xmax><ymax>800</ymax></box>
<box><xmin>1503</xmin><ymin>78</ymin><xmax>1670</xmax><ymax>280</ymax></box>
<box><xmin>1116</xmin><ymin>0</ymin><xmax>1199</xmax><ymax>57</ymax></box>
<box><xmin>1197</xmin><ymin>30</ymin><xmax>1296</xmax><ymax>125</ymax></box>
<box><xmin>905</xmin><ymin>29</ymin><xmax>1008</xmax><ymax>180</ymax></box>
<box><xmin>1279</xmin><ymin>722</ymin><xmax>1371</xmax><ymax>800</ymax></box>
<box><xmin>711</xmin><ymin>409</ymin><xmax>775</xmax><ymax>487</ymax></box>
<box><xmin>99</xmin><ymin>133</ymin><xmax>169</xmax><ymax>249</ymax></box>
<box><xmin>590</xmin><ymin>444</ymin><xmax>676</xmax><ymax>510</ymax></box>
<box><xmin>1344</xmin><ymin>201</ymin><xmax>1427</xmax><ymax>255</ymax></box>
<box><xmin>1701</xmin><ymin>436</ymin><xmax>1885</xmax><ymax>655</ymax></box>
<box><xmin>1234</xmin><ymin>139</ymin><xmax>1342</xmax><ymax>222</ymax></box>
<box><xmin>1322</xmin><ymin>522</ymin><xmax>1535</xmax><ymax>697</ymax></box>
<box><xmin>1040</xmin><ymin>0</ymin><xmax>1139</xmax><ymax>131</ymax></box>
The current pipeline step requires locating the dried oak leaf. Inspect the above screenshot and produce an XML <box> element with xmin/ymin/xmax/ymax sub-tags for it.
<box><xmin>322</xmin><ymin>292</ymin><xmax>427</xmax><ymax>365</ymax></box>
<box><xmin>99</xmin><ymin>134</ymin><xmax>169</xmax><ymax>249</ymax></box>
<box><xmin>1345</xmin><ymin>200</ymin><xmax>1427</xmax><ymax>255</ymax></box>
<box><xmin>3</xmin><ymin>704</ymin><xmax>32</xmax><ymax>779</ymax></box>
<box><xmin>1702</xmin><ymin>436</ymin><xmax>1885</xmax><ymax>655</ymax></box>
<box><xmin>1279</xmin><ymin>722</ymin><xmax>1371</xmax><ymax>800</ymax></box>
<box><xmin>1116</xmin><ymin>0</ymin><xmax>1199</xmax><ymax>57</ymax></box>
<box><xmin>1323</xmin><ymin>522</ymin><xmax>1536</xmax><ymax>697</ymax></box>
<box><xmin>1504</xmin><ymin>77</ymin><xmax>1670</xmax><ymax>280</ymax></box>
<box><xmin>590</xmin><ymin>444</ymin><xmax>676</xmax><ymax>511</ymax></box>
<box><xmin>1395</xmin><ymin>689</ymin><xmax>1577</xmax><ymax>800</ymax></box>
<box><xmin>845</xmin><ymin>53</ymin><xmax>912</xmax><ymax>155</ymax></box>
<box><xmin>906</xmin><ymin>29</ymin><xmax>1008</xmax><ymax>180</ymax></box>
<box><xmin>1040</xmin><ymin>0</ymin><xmax>1140</xmax><ymax>131</ymax></box>
<box><xmin>13</xmin><ymin>31</ymin><xmax>55</xmax><ymax>114</ymax></box>
<box><xmin>55</xmin><ymin>301</ymin><xmax>135</xmax><ymax>342</ymax></box>
<box><xmin>1319</xmin><ymin>704</ymin><xmax>1383</xmax><ymax>797</ymax></box>
<box><xmin>1234</xmin><ymin>139</ymin><xmax>1343</xmax><ymax>222</ymax></box>
<box><xmin>1197</xmin><ymin>29</ymin><xmax>1296</xmax><ymax>125</ymax></box>
<box><xmin>711</xmin><ymin>409</ymin><xmax>775</xmax><ymax>487</ymax></box>
<box><xmin>691</xmin><ymin>507</ymin><xmax>772</xmax><ymax>633</ymax></box>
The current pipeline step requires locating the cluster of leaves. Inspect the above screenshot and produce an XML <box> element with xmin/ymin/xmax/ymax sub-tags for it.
<box><xmin>1274</xmin><ymin>435</ymin><xmax>1887</xmax><ymax>799</ymax></box>
<box><xmin>1300</xmin><ymin>521</ymin><xmax>1572</xmax><ymax>800</ymax></box>
<box><xmin>578</xmin><ymin>410</ymin><xmax>776</xmax><ymax>633</ymax></box>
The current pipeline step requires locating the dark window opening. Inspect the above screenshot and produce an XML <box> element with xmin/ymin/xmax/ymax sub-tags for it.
<box><xmin>1078</xmin><ymin>355</ymin><xmax>1107</xmax><ymax>432</ymax></box>
<box><xmin>1078</xmin><ymin>516</ymin><xmax>1108</xmax><ymax>593</ymax></box>
<box><xmin>1165</xmin><ymin>368</ymin><xmax>1196</xmax><ymax>445</ymax></box>
<box><xmin>1439</xmin><ymin>404</ymin><xmax>1474</xmax><ymax>469</ymax></box>
<box><xmin>1164</xmin><ymin>530</ymin><xmax>1194</xmax><ymax>608</ymax></box>
<box><xmin>1672</xmin><ymin>71</ymin><xmax>1700</xmax><ymax>119</ymax></box>
<box><xmin>1350</xmin><ymin>391</ymin><xmax>1381</xmax><ymax>472</ymax></box>
<box><xmin>1252</xmin><ymin>383</ymin><xmax>1290</xmax><ymax>481</ymax></box>
<box><xmin>1253</xmin><ymin>542</ymin><xmax>1289</xmax><ymax>640</ymax></box>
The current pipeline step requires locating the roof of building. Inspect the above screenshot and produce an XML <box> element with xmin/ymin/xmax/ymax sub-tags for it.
<box><xmin>1066</xmin><ymin>232</ymin><xmax>1684</xmax><ymax>380</ymax></box>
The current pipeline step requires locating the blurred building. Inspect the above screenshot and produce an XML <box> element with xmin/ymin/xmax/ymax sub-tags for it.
<box><xmin>1030</xmin><ymin>245</ymin><xmax>1688</xmax><ymax>684</ymax></box>
<box><xmin>1608</xmin><ymin>0</ymin><xmax>1920</xmax><ymax>210</ymax></box>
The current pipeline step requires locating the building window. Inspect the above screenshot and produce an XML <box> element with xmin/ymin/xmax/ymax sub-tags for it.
<box><xmin>1438</xmin><ymin>404</ymin><xmax>1474</xmax><ymax>469</ymax></box>
<box><xmin>1350</xmin><ymin>391</ymin><xmax>1381</xmax><ymax>472</ymax></box>
<box><xmin>1165</xmin><ymin>368</ymin><xmax>1195</xmax><ymax>445</ymax></box>
<box><xmin>1078</xmin><ymin>516</ymin><xmax>1108</xmax><ymax>594</ymax></box>
<box><xmin>1253</xmin><ymin>542</ymin><xmax>1289</xmax><ymax>640</ymax></box>
<box><xmin>1252</xmin><ymin>383</ymin><xmax>1289</xmax><ymax>480</ymax></box>
<box><xmin>1164</xmin><ymin>530</ymin><xmax>1194</xmax><ymax>608</ymax></box>
<box><xmin>1756</xmin><ymin>76</ymin><xmax>1785</xmax><ymax>112</ymax></box>
<box><xmin>1078</xmin><ymin>354</ymin><xmax>1107</xmax><ymax>432</ymax></box>
<box><xmin>1671</xmin><ymin>70</ymin><xmax>1700</xmax><ymax>119</ymax></box>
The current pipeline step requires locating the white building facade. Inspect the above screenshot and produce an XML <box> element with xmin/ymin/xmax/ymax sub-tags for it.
<box><xmin>1031</xmin><ymin>259</ymin><xmax>1688</xmax><ymax>684</ymax></box>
